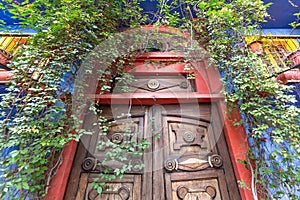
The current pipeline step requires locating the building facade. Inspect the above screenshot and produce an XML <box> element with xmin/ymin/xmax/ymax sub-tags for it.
<box><xmin>0</xmin><ymin>1</ymin><xmax>299</xmax><ymax>200</ymax></box>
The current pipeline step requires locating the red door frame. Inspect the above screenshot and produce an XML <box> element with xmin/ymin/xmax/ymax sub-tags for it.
<box><xmin>45</xmin><ymin>51</ymin><xmax>254</xmax><ymax>200</ymax></box>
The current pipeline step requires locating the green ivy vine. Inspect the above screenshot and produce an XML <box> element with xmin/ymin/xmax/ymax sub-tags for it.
<box><xmin>0</xmin><ymin>0</ymin><xmax>144</xmax><ymax>199</ymax></box>
<box><xmin>0</xmin><ymin>0</ymin><xmax>299</xmax><ymax>199</ymax></box>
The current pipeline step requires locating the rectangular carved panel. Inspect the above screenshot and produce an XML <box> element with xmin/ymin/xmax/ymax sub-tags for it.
<box><xmin>83</xmin><ymin>174</ymin><xmax>141</xmax><ymax>200</ymax></box>
<box><xmin>165</xmin><ymin>170</ymin><xmax>230</xmax><ymax>200</ymax></box>
<box><xmin>87</xmin><ymin>116</ymin><xmax>144</xmax><ymax>174</ymax></box>
<box><xmin>112</xmin><ymin>75</ymin><xmax>195</xmax><ymax>93</ymax></box>
<box><xmin>172</xmin><ymin>178</ymin><xmax>220</xmax><ymax>200</ymax></box>
<box><xmin>163</xmin><ymin>116</ymin><xmax>213</xmax><ymax>158</ymax></box>
<box><xmin>169</xmin><ymin>123</ymin><xmax>209</xmax><ymax>153</ymax></box>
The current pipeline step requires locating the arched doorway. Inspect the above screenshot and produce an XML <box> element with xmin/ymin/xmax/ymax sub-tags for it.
<box><xmin>64</xmin><ymin>51</ymin><xmax>241</xmax><ymax>200</ymax></box>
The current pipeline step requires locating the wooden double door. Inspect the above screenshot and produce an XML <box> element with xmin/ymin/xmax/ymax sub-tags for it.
<box><xmin>65</xmin><ymin>103</ymin><xmax>241</xmax><ymax>200</ymax></box>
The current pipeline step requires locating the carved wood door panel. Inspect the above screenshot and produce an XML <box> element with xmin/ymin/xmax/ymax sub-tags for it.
<box><xmin>65</xmin><ymin>105</ymin><xmax>146</xmax><ymax>200</ymax></box>
<box><xmin>65</xmin><ymin>104</ymin><xmax>241</xmax><ymax>200</ymax></box>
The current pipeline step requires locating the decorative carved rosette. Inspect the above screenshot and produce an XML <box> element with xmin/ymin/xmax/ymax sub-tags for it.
<box><xmin>182</xmin><ymin>130</ymin><xmax>195</xmax><ymax>143</ymax></box>
<box><xmin>179</xmin><ymin>81</ymin><xmax>189</xmax><ymax>89</ymax></box>
<box><xmin>111</xmin><ymin>132</ymin><xmax>124</xmax><ymax>144</ymax></box>
<box><xmin>147</xmin><ymin>79</ymin><xmax>160</xmax><ymax>89</ymax></box>
<box><xmin>208</xmin><ymin>154</ymin><xmax>223</xmax><ymax>168</ymax></box>
<box><xmin>164</xmin><ymin>158</ymin><xmax>178</xmax><ymax>172</ymax></box>
<box><xmin>82</xmin><ymin>157</ymin><xmax>97</xmax><ymax>171</ymax></box>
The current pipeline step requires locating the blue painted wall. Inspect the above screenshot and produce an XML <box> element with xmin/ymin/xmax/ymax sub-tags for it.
<box><xmin>1</xmin><ymin>0</ymin><xmax>299</xmax><ymax>32</ymax></box>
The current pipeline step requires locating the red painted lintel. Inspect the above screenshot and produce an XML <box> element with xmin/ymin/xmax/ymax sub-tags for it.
<box><xmin>90</xmin><ymin>93</ymin><xmax>224</xmax><ymax>105</ymax></box>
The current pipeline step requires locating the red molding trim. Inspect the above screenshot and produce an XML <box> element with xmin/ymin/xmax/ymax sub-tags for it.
<box><xmin>45</xmin><ymin>140</ymin><xmax>78</xmax><ymax>200</ymax></box>
<box><xmin>91</xmin><ymin>93</ymin><xmax>224</xmax><ymax>105</ymax></box>
<box><xmin>219</xmin><ymin>103</ymin><xmax>253</xmax><ymax>200</ymax></box>
<box><xmin>276</xmin><ymin>69</ymin><xmax>300</xmax><ymax>83</ymax></box>
<box><xmin>0</xmin><ymin>71</ymin><xmax>12</xmax><ymax>83</ymax></box>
